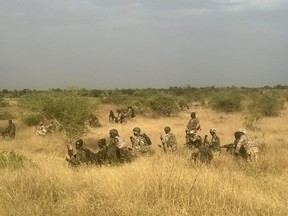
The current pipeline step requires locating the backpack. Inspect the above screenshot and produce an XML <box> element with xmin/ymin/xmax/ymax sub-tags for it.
<box><xmin>141</xmin><ymin>133</ymin><xmax>152</xmax><ymax>145</ymax></box>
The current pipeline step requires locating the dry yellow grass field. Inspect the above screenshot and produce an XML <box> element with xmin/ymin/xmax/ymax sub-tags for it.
<box><xmin>0</xmin><ymin>103</ymin><xmax>288</xmax><ymax>216</ymax></box>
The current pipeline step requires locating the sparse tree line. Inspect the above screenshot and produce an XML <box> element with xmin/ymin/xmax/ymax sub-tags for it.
<box><xmin>0</xmin><ymin>86</ymin><xmax>287</xmax><ymax>141</ymax></box>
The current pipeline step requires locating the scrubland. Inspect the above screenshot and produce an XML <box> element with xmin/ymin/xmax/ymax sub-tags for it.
<box><xmin>0</xmin><ymin>103</ymin><xmax>288</xmax><ymax>216</ymax></box>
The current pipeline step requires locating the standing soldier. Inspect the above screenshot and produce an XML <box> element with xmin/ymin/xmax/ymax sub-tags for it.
<box><xmin>130</xmin><ymin>127</ymin><xmax>151</xmax><ymax>155</ymax></box>
<box><xmin>186</xmin><ymin>112</ymin><xmax>201</xmax><ymax>132</ymax></box>
<box><xmin>159</xmin><ymin>126</ymin><xmax>177</xmax><ymax>152</ymax></box>
<box><xmin>186</xmin><ymin>112</ymin><xmax>201</xmax><ymax>143</ymax></box>
<box><xmin>204</xmin><ymin>128</ymin><xmax>221</xmax><ymax>156</ymax></box>
<box><xmin>1</xmin><ymin>120</ymin><xmax>16</xmax><ymax>139</ymax></box>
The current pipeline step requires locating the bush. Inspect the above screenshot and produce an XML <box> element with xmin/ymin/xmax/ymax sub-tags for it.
<box><xmin>22</xmin><ymin>113</ymin><xmax>43</xmax><ymax>126</ymax></box>
<box><xmin>0</xmin><ymin>150</ymin><xmax>32</xmax><ymax>169</ymax></box>
<box><xmin>147</xmin><ymin>94</ymin><xmax>180</xmax><ymax>117</ymax></box>
<box><xmin>99</xmin><ymin>90</ymin><xmax>130</xmax><ymax>104</ymax></box>
<box><xmin>19</xmin><ymin>90</ymin><xmax>93</xmax><ymax>140</ymax></box>
<box><xmin>210</xmin><ymin>92</ymin><xmax>242</xmax><ymax>113</ymax></box>
<box><xmin>0</xmin><ymin>111</ymin><xmax>14</xmax><ymax>120</ymax></box>
<box><xmin>248</xmin><ymin>90</ymin><xmax>285</xmax><ymax>117</ymax></box>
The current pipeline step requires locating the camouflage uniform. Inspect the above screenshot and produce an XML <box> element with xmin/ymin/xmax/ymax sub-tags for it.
<box><xmin>36</xmin><ymin>123</ymin><xmax>47</xmax><ymax>136</ymax></box>
<box><xmin>186</xmin><ymin>130</ymin><xmax>212</xmax><ymax>164</ymax></box>
<box><xmin>126</xmin><ymin>106</ymin><xmax>135</xmax><ymax>118</ymax></box>
<box><xmin>106</xmin><ymin>136</ymin><xmax>119</xmax><ymax>164</ymax></box>
<box><xmin>130</xmin><ymin>127</ymin><xmax>151</xmax><ymax>155</ymax></box>
<box><xmin>160</xmin><ymin>127</ymin><xmax>177</xmax><ymax>152</ymax></box>
<box><xmin>186</xmin><ymin>112</ymin><xmax>201</xmax><ymax>132</ymax></box>
<box><xmin>107</xmin><ymin>129</ymin><xmax>132</xmax><ymax>164</ymax></box>
<box><xmin>185</xmin><ymin>130</ymin><xmax>202</xmax><ymax>149</ymax></box>
<box><xmin>204</xmin><ymin>128</ymin><xmax>220</xmax><ymax>155</ymax></box>
<box><xmin>66</xmin><ymin>139</ymin><xmax>91</xmax><ymax>167</ymax></box>
<box><xmin>115</xmin><ymin>110</ymin><xmax>126</xmax><ymax>124</ymax></box>
<box><xmin>1</xmin><ymin>120</ymin><xmax>16</xmax><ymax>139</ymax></box>
<box><xmin>235</xmin><ymin>129</ymin><xmax>259</xmax><ymax>162</ymax></box>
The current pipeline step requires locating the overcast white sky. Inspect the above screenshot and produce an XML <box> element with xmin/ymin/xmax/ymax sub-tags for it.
<box><xmin>0</xmin><ymin>0</ymin><xmax>287</xmax><ymax>90</ymax></box>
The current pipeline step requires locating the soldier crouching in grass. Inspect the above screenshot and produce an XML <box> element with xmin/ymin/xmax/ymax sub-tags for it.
<box><xmin>204</xmin><ymin>128</ymin><xmax>221</xmax><ymax>156</ymax></box>
<box><xmin>234</xmin><ymin>128</ymin><xmax>259</xmax><ymax>163</ymax></box>
<box><xmin>185</xmin><ymin>130</ymin><xmax>213</xmax><ymax>164</ymax></box>
<box><xmin>158</xmin><ymin>126</ymin><xmax>177</xmax><ymax>153</ymax></box>
<box><xmin>130</xmin><ymin>127</ymin><xmax>152</xmax><ymax>156</ymax></box>
<box><xmin>66</xmin><ymin>139</ymin><xmax>92</xmax><ymax>167</ymax></box>
<box><xmin>107</xmin><ymin>129</ymin><xmax>133</xmax><ymax>164</ymax></box>
<box><xmin>1</xmin><ymin>120</ymin><xmax>16</xmax><ymax>139</ymax></box>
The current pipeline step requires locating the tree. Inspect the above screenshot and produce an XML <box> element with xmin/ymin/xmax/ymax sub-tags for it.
<box><xmin>147</xmin><ymin>93</ymin><xmax>180</xmax><ymax>117</ymax></box>
<box><xmin>19</xmin><ymin>90</ymin><xmax>93</xmax><ymax>141</ymax></box>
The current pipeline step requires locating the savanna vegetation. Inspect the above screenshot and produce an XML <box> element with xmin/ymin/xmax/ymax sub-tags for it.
<box><xmin>0</xmin><ymin>86</ymin><xmax>288</xmax><ymax>216</ymax></box>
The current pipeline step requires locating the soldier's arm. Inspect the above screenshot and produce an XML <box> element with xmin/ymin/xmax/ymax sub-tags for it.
<box><xmin>66</xmin><ymin>143</ymin><xmax>74</xmax><ymax>157</ymax></box>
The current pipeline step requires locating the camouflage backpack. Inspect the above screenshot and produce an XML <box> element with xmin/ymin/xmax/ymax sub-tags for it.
<box><xmin>140</xmin><ymin>133</ymin><xmax>152</xmax><ymax>145</ymax></box>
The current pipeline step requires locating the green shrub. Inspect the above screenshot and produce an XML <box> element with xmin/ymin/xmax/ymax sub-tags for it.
<box><xmin>22</xmin><ymin>113</ymin><xmax>43</xmax><ymax>126</ymax></box>
<box><xmin>99</xmin><ymin>90</ymin><xmax>130</xmax><ymax>104</ymax></box>
<box><xmin>19</xmin><ymin>90</ymin><xmax>93</xmax><ymax>140</ymax></box>
<box><xmin>248</xmin><ymin>90</ymin><xmax>285</xmax><ymax>117</ymax></box>
<box><xmin>0</xmin><ymin>101</ymin><xmax>9</xmax><ymax>107</ymax></box>
<box><xmin>147</xmin><ymin>94</ymin><xmax>180</xmax><ymax>117</ymax></box>
<box><xmin>0</xmin><ymin>150</ymin><xmax>32</xmax><ymax>169</ymax></box>
<box><xmin>0</xmin><ymin>111</ymin><xmax>14</xmax><ymax>120</ymax></box>
<box><xmin>210</xmin><ymin>92</ymin><xmax>242</xmax><ymax>113</ymax></box>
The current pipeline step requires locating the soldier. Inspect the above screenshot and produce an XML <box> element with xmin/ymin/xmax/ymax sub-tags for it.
<box><xmin>1</xmin><ymin>120</ymin><xmax>16</xmax><ymax>139</ymax></box>
<box><xmin>109</xmin><ymin>110</ymin><xmax>116</xmax><ymax>123</ymax></box>
<box><xmin>88</xmin><ymin>114</ymin><xmax>101</xmax><ymax>127</ymax></box>
<box><xmin>186</xmin><ymin>112</ymin><xmax>201</xmax><ymax>132</ymax></box>
<box><xmin>204</xmin><ymin>128</ymin><xmax>221</xmax><ymax>156</ymax></box>
<box><xmin>159</xmin><ymin>126</ymin><xmax>177</xmax><ymax>152</ymax></box>
<box><xmin>234</xmin><ymin>128</ymin><xmax>259</xmax><ymax>163</ymax></box>
<box><xmin>36</xmin><ymin>122</ymin><xmax>47</xmax><ymax>136</ymax></box>
<box><xmin>66</xmin><ymin>139</ymin><xmax>92</xmax><ymax>167</ymax></box>
<box><xmin>46</xmin><ymin>121</ymin><xmax>57</xmax><ymax>134</ymax></box>
<box><xmin>115</xmin><ymin>109</ymin><xmax>126</xmax><ymax>124</ymax></box>
<box><xmin>126</xmin><ymin>106</ymin><xmax>135</xmax><ymax>118</ymax></box>
<box><xmin>186</xmin><ymin>112</ymin><xmax>201</xmax><ymax>143</ymax></box>
<box><xmin>94</xmin><ymin>138</ymin><xmax>108</xmax><ymax>165</ymax></box>
<box><xmin>186</xmin><ymin>130</ymin><xmax>212</xmax><ymax>164</ymax></box>
<box><xmin>130</xmin><ymin>127</ymin><xmax>151</xmax><ymax>155</ymax></box>
<box><xmin>185</xmin><ymin>130</ymin><xmax>202</xmax><ymax>149</ymax></box>
<box><xmin>107</xmin><ymin>129</ymin><xmax>131</xmax><ymax>164</ymax></box>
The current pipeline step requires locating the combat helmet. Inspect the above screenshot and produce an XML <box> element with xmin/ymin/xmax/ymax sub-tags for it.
<box><xmin>109</xmin><ymin>129</ymin><xmax>118</xmax><ymax>136</ymax></box>
<box><xmin>237</xmin><ymin>128</ymin><xmax>246</xmax><ymax>134</ymax></box>
<box><xmin>98</xmin><ymin>138</ymin><xmax>107</xmax><ymax>148</ymax></box>
<box><xmin>190</xmin><ymin>112</ymin><xmax>196</xmax><ymax>118</ymax></box>
<box><xmin>164</xmin><ymin>126</ymin><xmax>171</xmax><ymax>133</ymax></box>
<box><xmin>133</xmin><ymin>127</ymin><xmax>141</xmax><ymax>134</ymax></box>
<box><xmin>210</xmin><ymin>128</ymin><xmax>216</xmax><ymax>134</ymax></box>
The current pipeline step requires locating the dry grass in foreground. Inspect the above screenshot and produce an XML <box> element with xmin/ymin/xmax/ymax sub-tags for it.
<box><xmin>0</xmin><ymin>105</ymin><xmax>288</xmax><ymax>216</ymax></box>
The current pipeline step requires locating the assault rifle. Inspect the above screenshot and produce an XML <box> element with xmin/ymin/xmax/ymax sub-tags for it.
<box><xmin>220</xmin><ymin>143</ymin><xmax>235</xmax><ymax>153</ymax></box>
<box><xmin>158</xmin><ymin>135</ymin><xmax>167</xmax><ymax>152</ymax></box>
<box><xmin>184</xmin><ymin>136</ymin><xmax>202</xmax><ymax>149</ymax></box>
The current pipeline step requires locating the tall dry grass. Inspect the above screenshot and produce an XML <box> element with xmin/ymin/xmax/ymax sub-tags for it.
<box><xmin>0</xmin><ymin>104</ymin><xmax>288</xmax><ymax>216</ymax></box>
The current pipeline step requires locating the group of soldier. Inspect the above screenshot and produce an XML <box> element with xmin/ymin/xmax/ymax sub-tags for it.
<box><xmin>66</xmin><ymin>127</ymin><xmax>154</xmax><ymax>167</ymax></box>
<box><xmin>0</xmin><ymin>113</ymin><xmax>259</xmax><ymax>167</ymax></box>
<box><xmin>66</xmin><ymin>111</ymin><xmax>259</xmax><ymax>167</ymax></box>
<box><xmin>109</xmin><ymin>106</ymin><xmax>135</xmax><ymax>124</ymax></box>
